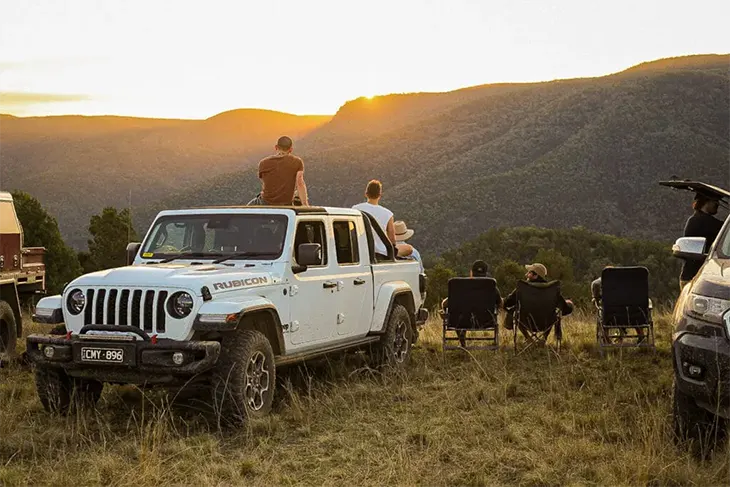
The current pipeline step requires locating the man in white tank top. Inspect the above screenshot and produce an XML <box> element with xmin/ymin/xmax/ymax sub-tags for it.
<box><xmin>352</xmin><ymin>180</ymin><xmax>412</xmax><ymax>257</ymax></box>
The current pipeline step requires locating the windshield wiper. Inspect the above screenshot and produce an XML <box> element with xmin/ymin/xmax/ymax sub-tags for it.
<box><xmin>157</xmin><ymin>251</ymin><xmax>223</xmax><ymax>264</ymax></box>
<box><xmin>212</xmin><ymin>252</ymin><xmax>280</xmax><ymax>264</ymax></box>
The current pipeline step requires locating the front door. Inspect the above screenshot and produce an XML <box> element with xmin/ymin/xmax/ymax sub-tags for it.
<box><xmin>288</xmin><ymin>219</ymin><xmax>339</xmax><ymax>346</ymax></box>
<box><xmin>331</xmin><ymin>219</ymin><xmax>373</xmax><ymax>337</ymax></box>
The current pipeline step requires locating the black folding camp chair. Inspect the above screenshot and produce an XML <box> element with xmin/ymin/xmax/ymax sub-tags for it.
<box><xmin>595</xmin><ymin>266</ymin><xmax>655</xmax><ymax>352</ymax></box>
<box><xmin>442</xmin><ymin>278</ymin><xmax>500</xmax><ymax>351</ymax></box>
<box><xmin>513</xmin><ymin>280</ymin><xmax>562</xmax><ymax>354</ymax></box>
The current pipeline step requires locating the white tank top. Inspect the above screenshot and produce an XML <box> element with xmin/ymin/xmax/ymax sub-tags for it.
<box><xmin>352</xmin><ymin>202</ymin><xmax>393</xmax><ymax>255</ymax></box>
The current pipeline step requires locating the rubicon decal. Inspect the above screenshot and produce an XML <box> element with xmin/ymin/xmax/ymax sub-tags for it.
<box><xmin>213</xmin><ymin>277</ymin><xmax>269</xmax><ymax>291</ymax></box>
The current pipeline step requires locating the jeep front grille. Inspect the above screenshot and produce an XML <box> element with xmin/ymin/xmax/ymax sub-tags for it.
<box><xmin>85</xmin><ymin>288</ymin><xmax>169</xmax><ymax>333</ymax></box>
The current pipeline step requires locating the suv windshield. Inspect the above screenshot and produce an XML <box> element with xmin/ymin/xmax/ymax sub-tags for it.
<box><xmin>141</xmin><ymin>214</ymin><xmax>288</xmax><ymax>261</ymax></box>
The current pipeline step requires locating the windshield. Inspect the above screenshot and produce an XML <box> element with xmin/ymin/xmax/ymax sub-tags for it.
<box><xmin>141</xmin><ymin>214</ymin><xmax>288</xmax><ymax>260</ymax></box>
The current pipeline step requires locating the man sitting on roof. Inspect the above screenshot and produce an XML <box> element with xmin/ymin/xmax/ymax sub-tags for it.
<box><xmin>249</xmin><ymin>136</ymin><xmax>309</xmax><ymax>206</ymax></box>
<box><xmin>503</xmin><ymin>263</ymin><xmax>573</xmax><ymax>340</ymax></box>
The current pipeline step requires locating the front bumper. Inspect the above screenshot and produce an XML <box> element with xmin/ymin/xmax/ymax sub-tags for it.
<box><xmin>673</xmin><ymin>330</ymin><xmax>730</xmax><ymax>419</ymax></box>
<box><xmin>26</xmin><ymin>334</ymin><xmax>221</xmax><ymax>385</ymax></box>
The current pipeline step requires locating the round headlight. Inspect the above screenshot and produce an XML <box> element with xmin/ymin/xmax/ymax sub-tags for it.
<box><xmin>67</xmin><ymin>289</ymin><xmax>85</xmax><ymax>315</ymax></box>
<box><xmin>168</xmin><ymin>292</ymin><xmax>194</xmax><ymax>318</ymax></box>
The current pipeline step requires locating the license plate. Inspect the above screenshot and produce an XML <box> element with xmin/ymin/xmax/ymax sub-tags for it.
<box><xmin>80</xmin><ymin>347</ymin><xmax>124</xmax><ymax>363</ymax></box>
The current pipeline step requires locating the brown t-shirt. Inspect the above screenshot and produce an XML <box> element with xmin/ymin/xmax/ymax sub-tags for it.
<box><xmin>258</xmin><ymin>154</ymin><xmax>304</xmax><ymax>205</ymax></box>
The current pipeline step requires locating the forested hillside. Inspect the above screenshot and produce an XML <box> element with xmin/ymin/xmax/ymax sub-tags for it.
<box><xmin>0</xmin><ymin>110</ymin><xmax>330</xmax><ymax>247</ymax></box>
<box><xmin>1</xmin><ymin>54</ymin><xmax>727</xmax><ymax>252</ymax></box>
<box><xmin>422</xmin><ymin>227</ymin><xmax>681</xmax><ymax>309</ymax></box>
<box><xmin>140</xmin><ymin>54</ymin><xmax>729</xmax><ymax>253</ymax></box>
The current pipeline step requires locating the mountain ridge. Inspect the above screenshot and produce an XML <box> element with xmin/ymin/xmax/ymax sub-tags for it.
<box><xmin>138</xmin><ymin>54</ymin><xmax>729</xmax><ymax>253</ymax></box>
<box><xmin>1</xmin><ymin>54</ymin><xmax>727</xmax><ymax>251</ymax></box>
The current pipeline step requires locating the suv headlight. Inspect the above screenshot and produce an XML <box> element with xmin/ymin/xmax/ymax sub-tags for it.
<box><xmin>67</xmin><ymin>289</ymin><xmax>85</xmax><ymax>315</ymax></box>
<box><xmin>686</xmin><ymin>293</ymin><xmax>730</xmax><ymax>325</ymax></box>
<box><xmin>167</xmin><ymin>292</ymin><xmax>194</xmax><ymax>318</ymax></box>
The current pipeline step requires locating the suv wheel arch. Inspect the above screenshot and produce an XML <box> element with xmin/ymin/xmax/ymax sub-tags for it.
<box><xmin>237</xmin><ymin>307</ymin><xmax>286</xmax><ymax>356</ymax></box>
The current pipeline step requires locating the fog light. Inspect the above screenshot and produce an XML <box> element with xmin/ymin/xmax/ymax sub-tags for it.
<box><xmin>43</xmin><ymin>346</ymin><xmax>55</xmax><ymax>359</ymax></box>
<box><xmin>683</xmin><ymin>361</ymin><xmax>703</xmax><ymax>378</ymax></box>
<box><xmin>172</xmin><ymin>352</ymin><xmax>184</xmax><ymax>365</ymax></box>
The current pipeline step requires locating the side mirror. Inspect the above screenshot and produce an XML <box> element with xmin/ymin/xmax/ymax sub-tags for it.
<box><xmin>297</xmin><ymin>243</ymin><xmax>323</xmax><ymax>267</ymax></box>
<box><xmin>126</xmin><ymin>242</ymin><xmax>141</xmax><ymax>265</ymax></box>
<box><xmin>672</xmin><ymin>237</ymin><xmax>707</xmax><ymax>261</ymax></box>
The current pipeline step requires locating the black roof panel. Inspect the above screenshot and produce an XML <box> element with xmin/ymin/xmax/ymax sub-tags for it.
<box><xmin>183</xmin><ymin>205</ymin><xmax>329</xmax><ymax>214</ymax></box>
<box><xmin>659</xmin><ymin>180</ymin><xmax>730</xmax><ymax>201</ymax></box>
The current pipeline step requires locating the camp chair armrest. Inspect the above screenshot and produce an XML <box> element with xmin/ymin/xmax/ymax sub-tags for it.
<box><xmin>648</xmin><ymin>299</ymin><xmax>653</xmax><ymax>310</ymax></box>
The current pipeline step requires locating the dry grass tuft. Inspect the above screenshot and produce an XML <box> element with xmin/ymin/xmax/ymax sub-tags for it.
<box><xmin>0</xmin><ymin>315</ymin><xmax>728</xmax><ymax>486</ymax></box>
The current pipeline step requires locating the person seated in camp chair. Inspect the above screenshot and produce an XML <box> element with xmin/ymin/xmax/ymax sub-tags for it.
<box><xmin>592</xmin><ymin>267</ymin><xmax>649</xmax><ymax>345</ymax></box>
<box><xmin>441</xmin><ymin>260</ymin><xmax>502</xmax><ymax>347</ymax></box>
<box><xmin>503</xmin><ymin>263</ymin><xmax>573</xmax><ymax>341</ymax></box>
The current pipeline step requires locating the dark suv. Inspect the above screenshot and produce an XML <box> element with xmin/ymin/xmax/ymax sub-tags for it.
<box><xmin>663</xmin><ymin>180</ymin><xmax>730</xmax><ymax>445</ymax></box>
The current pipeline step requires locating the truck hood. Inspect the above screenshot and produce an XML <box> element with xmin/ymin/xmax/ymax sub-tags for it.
<box><xmin>694</xmin><ymin>257</ymin><xmax>730</xmax><ymax>300</ymax></box>
<box><xmin>70</xmin><ymin>264</ymin><xmax>280</xmax><ymax>295</ymax></box>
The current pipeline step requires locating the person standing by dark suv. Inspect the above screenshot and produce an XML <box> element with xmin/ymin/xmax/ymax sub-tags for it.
<box><xmin>680</xmin><ymin>193</ymin><xmax>723</xmax><ymax>288</ymax></box>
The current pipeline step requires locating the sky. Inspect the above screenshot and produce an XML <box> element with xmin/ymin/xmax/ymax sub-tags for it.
<box><xmin>0</xmin><ymin>0</ymin><xmax>728</xmax><ymax>119</ymax></box>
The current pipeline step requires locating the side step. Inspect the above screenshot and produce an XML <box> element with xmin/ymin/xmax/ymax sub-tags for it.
<box><xmin>275</xmin><ymin>336</ymin><xmax>381</xmax><ymax>367</ymax></box>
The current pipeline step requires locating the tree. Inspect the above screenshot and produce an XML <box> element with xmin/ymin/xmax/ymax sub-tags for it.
<box><xmin>87</xmin><ymin>208</ymin><xmax>138</xmax><ymax>271</ymax></box>
<box><xmin>425</xmin><ymin>263</ymin><xmax>456</xmax><ymax>309</ymax></box>
<box><xmin>493</xmin><ymin>259</ymin><xmax>525</xmax><ymax>295</ymax></box>
<box><xmin>11</xmin><ymin>191</ymin><xmax>82</xmax><ymax>294</ymax></box>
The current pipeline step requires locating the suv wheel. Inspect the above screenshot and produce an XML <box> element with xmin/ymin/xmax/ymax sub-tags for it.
<box><xmin>212</xmin><ymin>329</ymin><xmax>276</xmax><ymax>426</ymax></box>
<box><xmin>35</xmin><ymin>366</ymin><xmax>103</xmax><ymax>414</ymax></box>
<box><xmin>0</xmin><ymin>301</ymin><xmax>18</xmax><ymax>361</ymax></box>
<box><xmin>673</xmin><ymin>381</ymin><xmax>726</xmax><ymax>449</ymax></box>
<box><xmin>370</xmin><ymin>304</ymin><xmax>413</xmax><ymax>368</ymax></box>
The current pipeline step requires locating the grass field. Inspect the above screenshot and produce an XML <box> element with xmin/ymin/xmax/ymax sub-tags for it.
<box><xmin>1</xmin><ymin>312</ymin><xmax>728</xmax><ymax>486</ymax></box>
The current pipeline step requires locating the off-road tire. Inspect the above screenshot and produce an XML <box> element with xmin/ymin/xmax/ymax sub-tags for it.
<box><xmin>0</xmin><ymin>301</ymin><xmax>18</xmax><ymax>361</ymax></box>
<box><xmin>35</xmin><ymin>366</ymin><xmax>103</xmax><ymax>415</ymax></box>
<box><xmin>370</xmin><ymin>304</ymin><xmax>414</xmax><ymax>369</ymax></box>
<box><xmin>212</xmin><ymin>329</ymin><xmax>276</xmax><ymax>426</ymax></box>
<box><xmin>673</xmin><ymin>381</ymin><xmax>726</xmax><ymax>452</ymax></box>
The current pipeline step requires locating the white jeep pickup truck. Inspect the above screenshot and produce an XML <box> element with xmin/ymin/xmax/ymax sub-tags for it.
<box><xmin>27</xmin><ymin>206</ymin><xmax>428</xmax><ymax>424</ymax></box>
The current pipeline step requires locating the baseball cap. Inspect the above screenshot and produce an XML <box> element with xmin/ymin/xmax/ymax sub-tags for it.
<box><xmin>525</xmin><ymin>263</ymin><xmax>547</xmax><ymax>279</ymax></box>
<box><xmin>471</xmin><ymin>260</ymin><xmax>488</xmax><ymax>277</ymax></box>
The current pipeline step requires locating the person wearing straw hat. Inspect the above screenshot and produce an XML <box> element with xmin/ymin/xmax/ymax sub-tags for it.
<box><xmin>503</xmin><ymin>263</ymin><xmax>574</xmax><ymax>337</ymax></box>
<box><xmin>394</xmin><ymin>220</ymin><xmax>423</xmax><ymax>272</ymax></box>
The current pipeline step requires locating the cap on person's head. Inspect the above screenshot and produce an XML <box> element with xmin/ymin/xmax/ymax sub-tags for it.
<box><xmin>394</xmin><ymin>221</ymin><xmax>414</xmax><ymax>241</ymax></box>
<box><xmin>276</xmin><ymin>136</ymin><xmax>293</xmax><ymax>150</ymax></box>
<box><xmin>471</xmin><ymin>260</ymin><xmax>488</xmax><ymax>277</ymax></box>
<box><xmin>525</xmin><ymin>263</ymin><xmax>548</xmax><ymax>279</ymax></box>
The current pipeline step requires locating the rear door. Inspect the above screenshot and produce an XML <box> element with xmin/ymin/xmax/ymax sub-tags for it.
<box><xmin>289</xmin><ymin>218</ymin><xmax>339</xmax><ymax>345</ymax></box>
<box><xmin>331</xmin><ymin>217</ymin><xmax>374</xmax><ymax>337</ymax></box>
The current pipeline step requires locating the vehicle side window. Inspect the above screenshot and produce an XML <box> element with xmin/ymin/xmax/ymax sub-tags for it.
<box><xmin>294</xmin><ymin>220</ymin><xmax>328</xmax><ymax>266</ymax></box>
<box><xmin>333</xmin><ymin>220</ymin><xmax>359</xmax><ymax>265</ymax></box>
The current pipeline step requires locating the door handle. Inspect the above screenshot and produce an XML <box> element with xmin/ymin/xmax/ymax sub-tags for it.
<box><xmin>323</xmin><ymin>281</ymin><xmax>337</xmax><ymax>289</ymax></box>
<box><xmin>354</xmin><ymin>278</ymin><xmax>366</xmax><ymax>285</ymax></box>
